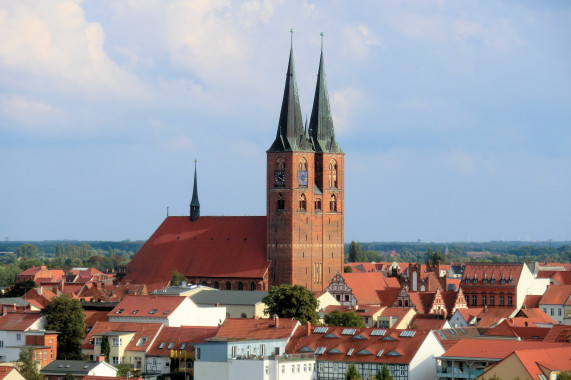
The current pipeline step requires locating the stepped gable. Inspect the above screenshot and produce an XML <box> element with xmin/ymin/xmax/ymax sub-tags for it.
<box><xmin>124</xmin><ymin>216</ymin><xmax>269</xmax><ymax>291</ymax></box>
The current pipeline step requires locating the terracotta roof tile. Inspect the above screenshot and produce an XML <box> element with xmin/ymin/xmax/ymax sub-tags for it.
<box><xmin>339</xmin><ymin>273</ymin><xmax>389</xmax><ymax>305</ymax></box>
<box><xmin>0</xmin><ymin>311</ymin><xmax>42</xmax><ymax>331</ymax></box>
<box><xmin>514</xmin><ymin>346</ymin><xmax>571</xmax><ymax>378</ymax></box>
<box><xmin>543</xmin><ymin>325</ymin><xmax>571</xmax><ymax>342</ymax></box>
<box><xmin>539</xmin><ymin>285</ymin><xmax>571</xmax><ymax>305</ymax></box>
<box><xmin>522</xmin><ymin>295</ymin><xmax>542</xmax><ymax>309</ymax></box>
<box><xmin>213</xmin><ymin>318</ymin><xmax>299</xmax><ymax>341</ymax></box>
<box><xmin>108</xmin><ymin>295</ymin><xmax>188</xmax><ymax>318</ymax></box>
<box><xmin>146</xmin><ymin>326</ymin><xmax>218</xmax><ymax>356</ymax></box>
<box><xmin>461</xmin><ymin>263</ymin><xmax>523</xmax><ymax>286</ymax></box>
<box><xmin>124</xmin><ymin>216</ymin><xmax>270</xmax><ymax>291</ymax></box>
<box><xmin>82</xmin><ymin>321</ymin><xmax>163</xmax><ymax>351</ymax></box>
<box><xmin>0</xmin><ymin>367</ymin><xmax>18</xmax><ymax>380</ymax></box>
<box><xmin>441</xmin><ymin>338</ymin><xmax>569</xmax><ymax>360</ymax></box>
<box><xmin>411</xmin><ymin>318</ymin><xmax>448</xmax><ymax>330</ymax></box>
<box><xmin>476</xmin><ymin>307</ymin><xmax>517</xmax><ymax>328</ymax></box>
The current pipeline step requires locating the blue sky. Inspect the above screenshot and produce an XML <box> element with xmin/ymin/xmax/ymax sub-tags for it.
<box><xmin>1</xmin><ymin>0</ymin><xmax>570</xmax><ymax>242</ymax></box>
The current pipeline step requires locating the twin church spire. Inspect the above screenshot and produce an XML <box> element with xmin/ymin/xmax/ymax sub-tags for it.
<box><xmin>268</xmin><ymin>33</ymin><xmax>341</xmax><ymax>153</ymax></box>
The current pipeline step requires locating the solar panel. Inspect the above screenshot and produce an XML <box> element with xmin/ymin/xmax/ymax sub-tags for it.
<box><xmin>342</xmin><ymin>328</ymin><xmax>357</xmax><ymax>335</ymax></box>
<box><xmin>347</xmin><ymin>348</ymin><xmax>354</xmax><ymax>356</ymax></box>
<box><xmin>451</xmin><ymin>328</ymin><xmax>458</xmax><ymax>334</ymax></box>
<box><xmin>376</xmin><ymin>349</ymin><xmax>384</xmax><ymax>357</ymax></box>
<box><xmin>399</xmin><ymin>330</ymin><xmax>416</xmax><ymax>337</ymax></box>
<box><xmin>370</xmin><ymin>329</ymin><xmax>386</xmax><ymax>336</ymax></box>
<box><xmin>314</xmin><ymin>327</ymin><xmax>329</xmax><ymax>334</ymax></box>
<box><xmin>315</xmin><ymin>347</ymin><xmax>326</xmax><ymax>355</ymax></box>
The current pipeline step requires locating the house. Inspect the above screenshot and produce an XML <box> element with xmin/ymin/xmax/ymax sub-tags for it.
<box><xmin>435</xmin><ymin>339</ymin><xmax>569</xmax><ymax>379</ymax></box>
<box><xmin>80</xmin><ymin>282</ymin><xmax>148</xmax><ymax>302</ymax></box>
<box><xmin>144</xmin><ymin>326</ymin><xmax>218</xmax><ymax>375</ymax></box>
<box><xmin>460</xmin><ymin>263</ymin><xmax>549</xmax><ymax>311</ymax></box>
<box><xmin>0</xmin><ymin>311</ymin><xmax>48</xmax><ymax>362</ymax></box>
<box><xmin>41</xmin><ymin>360</ymin><xmax>117</xmax><ymax>380</ymax></box>
<box><xmin>187</xmin><ymin>290</ymin><xmax>269</xmax><ymax>318</ymax></box>
<box><xmin>474</xmin><ymin>307</ymin><xmax>518</xmax><ymax>328</ymax></box>
<box><xmin>0</xmin><ymin>366</ymin><xmax>25</xmax><ymax>380</ymax></box>
<box><xmin>377</xmin><ymin>287</ymin><xmax>467</xmax><ymax>319</ymax></box>
<box><xmin>21</xmin><ymin>287</ymin><xmax>58</xmax><ymax>309</ymax></box>
<box><xmin>319</xmin><ymin>305</ymin><xmax>384</xmax><ymax>328</ymax></box>
<box><xmin>16</xmin><ymin>266</ymin><xmax>64</xmax><ymax>284</ymax></box>
<box><xmin>482</xmin><ymin>319</ymin><xmax>550</xmax><ymax>340</ymax></box>
<box><xmin>325</xmin><ymin>272</ymin><xmax>393</xmax><ymax>307</ymax></box>
<box><xmin>410</xmin><ymin>316</ymin><xmax>451</xmax><ymax>331</ymax></box>
<box><xmin>538</xmin><ymin>284</ymin><xmax>571</xmax><ymax>325</ymax></box>
<box><xmin>25</xmin><ymin>332</ymin><xmax>59</xmax><ymax>367</ymax></box>
<box><xmin>194</xmin><ymin>317</ymin><xmax>305</xmax><ymax>380</ymax></box>
<box><xmin>108</xmin><ymin>295</ymin><xmax>225</xmax><ymax>327</ymax></box>
<box><xmin>477</xmin><ymin>346</ymin><xmax>571</xmax><ymax>380</ymax></box>
<box><xmin>286</xmin><ymin>325</ymin><xmax>445</xmax><ymax>380</ymax></box>
<box><xmin>377</xmin><ymin>308</ymin><xmax>416</xmax><ymax>329</ymax></box>
<box><xmin>448</xmin><ymin>308</ymin><xmax>482</xmax><ymax>328</ymax></box>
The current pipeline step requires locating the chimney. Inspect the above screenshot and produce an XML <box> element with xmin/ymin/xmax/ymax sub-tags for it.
<box><xmin>38</xmin><ymin>287</ymin><xmax>42</xmax><ymax>296</ymax></box>
<box><xmin>273</xmin><ymin>314</ymin><xmax>279</xmax><ymax>328</ymax></box>
<box><xmin>96</xmin><ymin>355</ymin><xmax>105</xmax><ymax>362</ymax></box>
<box><xmin>306</xmin><ymin>322</ymin><xmax>311</xmax><ymax>336</ymax></box>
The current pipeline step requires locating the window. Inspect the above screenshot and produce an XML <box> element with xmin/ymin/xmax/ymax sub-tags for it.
<box><xmin>112</xmin><ymin>357</ymin><xmax>119</xmax><ymax>365</ymax></box>
<box><xmin>196</xmin><ymin>348</ymin><xmax>201</xmax><ymax>360</ymax></box>
<box><xmin>168</xmin><ymin>342</ymin><xmax>174</xmax><ymax>349</ymax></box>
<box><xmin>112</xmin><ymin>338</ymin><xmax>122</xmax><ymax>346</ymax></box>
<box><xmin>231</xmin><ymin>346</ymin><xmax>237</xmax><ymax>358</ymax></box>
<box><xmin>94</xmin><ymin>337</ymin><xmax>102</xmax><ymax>346</ymax></box>
<box><xmin>0</xmin><ymin>341</ymin><xmax>3</xmax><ymax>348</ymax></box>
<box><xmin>298</xmin><ymin>158</ymin><xmax>308</xmax><ymax>186</ymax></box>
<box><xmin>328</xmin><ymin>160</ymin><xmax>338</xmax><ymax>188</ymax></box>
<box><xmin>344</xmin><ymin>294</ymin><xmax>350</xmax><ymax>302</ymax></box>
<box><xmin>315</xmin><ymin>198</ymin><xmax>321</xmax><ymax>211</ymax></box>
<box><xmin>137</xmin><ymin>337</ymin><xmax>148</xmax><ymax>346</ymax></box>
<box><xmin>226</xmin><ymin>282</ymin><xmax>231</xmax><ymax>290</ymax></box>
<box><xmin>241</xmin><ymin>313</ymin><xmax>247</xmax><ymax>318</ymax></box>
<box><xmin>489</xmin><ymin>295</ymin><xmax>494</xmax><ymax>305</ymax></box>
<box><xmin>238</xmin><ymin>282</ymin><xmax>243</xmax><ymax>290</ymax></box>
<box><xmin>551</xmin><ymin>308</ymin><xmax>554</xmax><ymax>316</ymax></box>
<box><xmin>558</xmin><ymin>309</ymin><xmax>562</xmax><ymax>316</ymax></box>
<box><xmin>482</xmin><ymin>296</ymin><xmax>486</xmax><ymax>306</ymax></box>
<box><xmin>329</xmin><ymin>195</ymin><xmax>337</xmax><ymax>212</ymax></box>
<box><xmin>507</xmin><ymin>296</ymin><xmax>512</xmax><ymax>306</ymax></box>
<box><xmin>500</xmin><ymin>296</ymin><xmax>505</xmax><ymax>305</ymax></box>
<box><xmin>159</xmin><ymin>342</ymin><xmax>166</xmax><ymax>349</ymax></box>
<box><xmin>299</xmin><ymin>194</ymin><xmax>307</xmax><ymax>211</ymax></box>
<box><xmin>16</xmin><ymin>334</ymin><xmax>21</xmax><ymax>341</ymax></box>
<box><xmin>214</xmin><ymin>281</ymin><xmax>219</xmax><ymax>289</ymax></box>
<box><xmin>250</xmin><ymin>282</ymin><xmax>256</xmax><ymax>291</ymax></box>
<box><xmin>131</xmin><ymin>309</ymin><xmax>139</xmax><ymax>314</ymax></box>
<box><xmin>472</xmin><ymin>295</ymin><xmax>477</xmax><ymax>306</ymax></box>
<box><xmin>149</xmin><ymin>309</ymin><xmax>158</xmax><ymax>314</ymax></box>
<box><xmin>180</xmin><ymin>342</ymin><xmax>187</xmax><ymax>350</ymax></box>
<box><xmin>277</xmin><ymin>193</ymin><xmax>285</xmax><ymax>211</ymax></box>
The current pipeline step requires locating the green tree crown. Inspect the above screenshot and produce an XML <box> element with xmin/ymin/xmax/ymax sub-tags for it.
<box><xmin>262</xmin><ymin>284</ymin><xmax>319</xmax><ymax>325</ymax></box>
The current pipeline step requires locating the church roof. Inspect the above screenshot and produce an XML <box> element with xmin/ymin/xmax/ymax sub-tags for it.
<box><xmin>124</xmin><ymin>216</ymin><xmax>269</xmax><ymax>291</ymax></box>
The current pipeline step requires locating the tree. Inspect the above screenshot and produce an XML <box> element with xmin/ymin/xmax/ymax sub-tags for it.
<box><xmin>262</xmin><ymin>284</ymin><xmax>319</xmax><ymax>325</ymax></box>
<box><xmin>16</xmin><ymin>347</ymin><xmax>42</xmax><ymax>380</ymax></box>
<box><xmin>373</xmin><ymin>364</ymin><xmax>394</xmax><ymax>380</ymax></box>
<box><xmin>427</xmin><ymin>247</ymin><xmax>447</xmax><ymax>264</ymax></box>
<box><xmin>348</xmin><ymin>241</ymin><xmax>366</xmax><ymax>263</ymax></box>
<box><xmin>345</xmin><ymin>363</ymin><xmax>362</xmax><ymax>380</ymax></box>
<box><xmin>64</xmin><ymin>373</ymin><xmax>75</xmax><ymax>380</ymax></box>
<box><xmin>115</xmin><ymin>363</ymin><xmax>131</xmax><ymax>377</ymax></box>
<box><xmin>557</xmin><ymin>372</ymin><xmax>571</xmax><ymax>380</ymax></box>
<box><xmin>43</xmin><ymin>295</ymin><xmax>85</xmax><ymax>359</ymax></box>
<box><xmin>7</xmin><ymin>280</ymin><xmax>36</xmax><ymax>297</ymax></box>
<box><xmin>344</xmin><ymin>265</ymin><xmax>353</xmax><ymax>273</ymax></box>
<box><xmin>170</xmin><ymin>270</ymin><xmax>186</xmax><ymax>286</ymax></box>
<box><xmin>324</xmin><ymin>310</ymin><xmax>364</xmax><ymax>328</ymax></box>
<box><xmin>101</xmin><ymin>336</ymin><xmax>110</xmax><ymax>363</ymax></box>
<box><xmin>15</xmin><ymin>244</ymin><xmax>39</xmax><ymax>258</ymax></box>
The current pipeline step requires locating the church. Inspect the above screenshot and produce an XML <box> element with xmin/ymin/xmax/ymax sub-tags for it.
<box><xmin>122</xmin><ymin>39</ymin><xmax>345</xmax><ymax>293</ymax></box>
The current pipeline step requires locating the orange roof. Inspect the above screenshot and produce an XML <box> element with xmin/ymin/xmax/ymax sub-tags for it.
<box><xmin>0</xmin><ymin>367</ymin><xmax>17</xmax><ymax>380</ymax></box>
<box><xmin>484</xmin><ymin>320</ymin><xmax>549</xmax><ymax>340</ymax></box>
<box><xmin>551</xmin><ymin>271</ymin><xmax>571</xmax><ymax>285</ymax></box>
<box><xmin>146</xmin><ymin>326</ymin><xmax>218</xmax><ymax>356</ymax></box>
<box><xmin>461</xmin><ymin>263</ymin><xmax>523</xmax><ymax>286</ymax></box>
<box><xmin>108</xmin><ymin>295</ymin><xmax>188</xmax><ymax>318</ymax></box>
<box><xmin>84</xmin><ymin>310</ymin><xmax>110</xmax><ymax>331</ymax></box>
<box><xmin>213</xmin><ymin>317</ymin><xmax>299</xmax><ymax>341</ymax></box>
<box><xmin>384</xmin><ymin>277</ymin><xmax>401</xmax><ymax>288</ymax></box>
<box><xmin>411</xmin><ymin>318</ymin><xmax>448</xmax><ymax>330</ymax></box>
<box><xmin>522</xmin><ymin>295</ymin><xmax>542</xmax><ymax>309</ymax></box>
<box><xmin>125</xmin><ymin>216</ymin><xmax>270</xmax><ymax>291</ymax></box>
<box><xmin>476</xmin><ymin>307</ymin><xmax>517</xmax><ymax>328</ymax></box>
<box><xmin>341</xmin><ymin>272</ymin><xmax>389</xmax><ymax>305</ymax></box>
<box><xmin>379</xmin><ymin>307</ymin><xmax>415</xmax><ymax>319</ymax></box>
<box><xmin>0</xmin><ymin>311</ymin><xmax>42</xmax><ymax>331</ymax></box>
<box><xmin>513</xmin><ymin>347</ymin><xmax>571</xmax><ymax>378</ymax></box>
<box><xmin>456</xmin><ymin>307</ymin><xmax>483</xmax><ymax>323</ymax></box>
<box><xmin>349</xmin><ymin>263</ymin><xmax>380</xmax><ymax>272</ymax></box>
<box><xmin>287</xmin><ymin>326</ymin><xmax>440</xmax><ymax>364</ymax></box>
<box><xmin>543</xmin><ymin>325</ymin><xmax>571</xmax><ymax>342</ymax></box>
<box><xmin>82</xmin><ymin>321</ymin><xmax>163</xmax><ymax>351</ymax></box>
<box><xmin>539</xmin><ymin>285</ymin><xmax>571</xmax><ymax>305</ymax></box>
<box><xmin>441</xmin><ymin>338</ymin><xmax>569</xmax><ymax>359</ymax></box>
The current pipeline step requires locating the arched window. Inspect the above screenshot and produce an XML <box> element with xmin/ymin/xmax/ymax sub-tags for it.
<box><xmin>299</xmin><ymin>194</ymin><xmax>307</xmax><ymax>211</ymax></box>
<box><xmin>277</xmin><ymin>193</ymin><xmax>285</xmax><ymax>211</ymax></box>
<box><xmin>213</xmin><ymin>281</ymin><xmax>219</xmax><ymax>289</ymax></box>
<box><xmin>329</xmin><ymin>195</ymin><xmax>337</xmax><ymax>212</ymax></box>
<box><xmin>298</xmin><ymin>158</ymin><xmax>308</xmax><ymax>186</ymax></box>
<box><xmin>241</xmin><ymin>313</ymin><xmax>247</xmax><ymax>318</ymax></box>
<box><xmin>250</xmin><ymin>282</ymin><xmax>256</xmax><ymax>291</ymax></box>
<box><xmin>275</xmin><ymin>158</ymin><xmax>285</xmax><ymax>170</ymax></box>
<box><xmin>328</xmin><ymin>160</ymin><xmax>338</xmax><ymax>188</ymax></box>
<box><xmin>238</xmin><ymin>282</ymin><xmax>244</xmax><ymax>290</ymax></box>
<box><xmin>274</xmin><ymin>158</ymin><xmax>286</xmax><ymax>187</ymax></box>
<box><xmin>314</xmin><ymin>198</ymin><xmax>321</xmax><ymax>211</ymax></box>
<box><xmin>226</xmin><ymin>281</ymin><xmax>231</xmax><ymax>290</ymax></box>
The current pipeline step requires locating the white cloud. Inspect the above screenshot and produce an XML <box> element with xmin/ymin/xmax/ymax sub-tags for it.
<box><xmin>341</xmin><ymin>23</ymin><xmax>382</xmax><ymax>60</ymax></box>
<box><xmin>0</xmin><ymin>95</ymin><xmax>64</xmax><ymax>131</ymax></box>
<box><xmin>331</xmin><ymin>88</ymin><xmax>363</xmax><ymax>135</ymax></box>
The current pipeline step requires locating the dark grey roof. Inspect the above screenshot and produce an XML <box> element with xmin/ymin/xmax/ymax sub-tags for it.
<box><xmin>41</xmin><ymin>360</ymin><xmax>113</xmax><ymax>375</ymax></box>
<box><xmin>0</xmin><ymin>298</ymin><xmax>30</xmax><ymax>306</ymax></box>
<box><xmin>189</xmin><ymin>290</ymin><xmax>268</xmax><ymax>306</ymax></box>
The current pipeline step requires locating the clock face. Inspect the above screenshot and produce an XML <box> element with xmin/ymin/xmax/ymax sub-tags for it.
<box><xmin>274</xmin><ymin>170</ymin><xmax>285</xmax><ymax>187</ymax></box>
<box><xmin>298</xmin><ymin>170</ymin><xmax>308</xmax><ymax>186</ymax></box>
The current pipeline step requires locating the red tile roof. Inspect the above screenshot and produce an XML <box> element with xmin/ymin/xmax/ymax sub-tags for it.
<box><xmin>379</xmin><ymin>307</ymin><xmax>414</xmax><ymax>319</ymax></box>
<box><xmin>539</xmin><ymin>285</ymin><xmax>571</xmax><ymax>305</ymax></box>
<box><xmin>441</xmin><ymin>338</ymin><xmax>569</xmax><ymax>360</ymax></box>
<box><xmin>510</xmin><ymin>310</ymin><xmax>556</xmax><ymax>325</ymax></box>
<box><xmin>84</xmin><ymin>310</ymin><xmax>110</xmax><ymax>332</ymax></box>
<box><xmin>108</xmin><ymin>295</ymin><xmax>188</xmax><ymax>319</ymax></box>
<box><xmin>551</xmin><ymin>271</ymin><xmax>571</xmax><ymax>285</ymax></box>
<box><xmin>476</xmin><ymin>307</ymin><xmax>517</xmax><ymax>328</ymax></box>
<box><xmin>484</xmin><ymin>320</ymin><xmax>549</xmax><ymax>340</ymax></box>
<box><xmin>124</xmin><ymin>216</ymin><xmax>270</xmax><ymax>291</ymax></box>
<box><xmin>384</xmin><ymin>277</ymin><xmax>401</xmax><ymax>288</ymax></box>
<box><xmin>411</xmin><ymin>318</ymin><xmax>448</xmax><ymax>330</ymax></box>
<box><xmin>340</xmin><ymin>273</ymin><xmax>389</xmax><ymax>305</ymax></box>
<box><xmin>0</xmin><ymin>311</ymin><xmax>42</xmax><ymax>331</ymax></box>
<box><xmin>543</xmin><ymin>325</ymin><xmax>571</xmax><ymax>342</ymax></box>
<box><xmin>514</xmin><ymin>346</ymin><xmax>571</xmax><ymax>378</ymax></box>
<box><xmin>212</xmin><ymin>318</ymin><xmax>299</xmax><ymax>341</ymax></box>
<box><xmin>287</xmin><ymin>326</ymin><xmax>439</xmax><ymax>364</ymax></box>
<box><xmin>146</xmin><ymin>326</ymin><xmax>218</xmax><ymax>356</ymax></box>
<box><xmin>522</xmin><ymin>295</ymin><xmax>542</xmax><ymax>309</ymax></box>
<box><xmin>456</xmin><ymin>308</ymin><xmax>483</xmax><ymax>323</ymax></box>
<box><xmin>82</xmin><ymin>321</ymin><xmax>163</xmax><ymax>351</ymax></box>
<box><xmin>461</xmin><ymin>263</ymin><xmax>523</xmax><ymax>286</ymax></box>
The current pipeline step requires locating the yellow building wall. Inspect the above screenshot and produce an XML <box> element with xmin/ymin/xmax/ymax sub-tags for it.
<box><xmin>478</xmin><ymin>354</ymin><xmax>531</xmax><ymax>380</ymax></box>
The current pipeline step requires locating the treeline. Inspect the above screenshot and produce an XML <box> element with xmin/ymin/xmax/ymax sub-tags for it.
<box><xmin>345</xmin><ymin>241</ymin><xmax>571</xmax><ymax>264</ymax></box>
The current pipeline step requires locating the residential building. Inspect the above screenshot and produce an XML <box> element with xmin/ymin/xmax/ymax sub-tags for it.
<box><xmin>25</xmin><ymin>332</ymin><xmax>59</xmax><ymax>367</ymax></box>
<box><xmin>377</xmin><ymin>308</ymin><xmax>416</xmax><ymax>329</ymax></box>
<box><xmin>436</xmin><ymin>339</ymin><xmax>569</xmax><ymax>379</ymax></box>
<box><xmin>0</xmin><ymin>366</ymin><xmax>25</xmax><ymax>380</ymax></box>
<box><xmin>477</xmin><ymin>346</ymin><xmax>571</xmax><ymax>380</ymax></box>
<box><xmin>538</xmin><ymin>284</ymin><xmax>571</xmax><ymax>325</ymax></box>
<box><xmin>286</xmin><ymin>325</ymin><xmax>445</xmax><ymax>380</ymax></box>
<box><xmin>187</xmin><ymin>290</ymin><xmax>269</xmax><ymax>318</ymax></box>
<box><xmin>325</xmin><ymin>272</ymin><xmax>393</xmax><ymax>307</ymax></box>
<box><xmin>41</xmin><ymin>360</ymin><xmax>117</xmax><ymax>380</ymax></box>
<box><xmin>0</xmin><ymin>311</ymin><xmax>45</xmax><ymax>362</ymax></box>
<box><xmin>107</xmin><ymin>295</ymin><xmax>225</xmax><ymax>327</ymax></box>
<box><xmin>16</xmin><ymin>266</ymin><xmax>64</xmax><ymax>284</ymax></box>
<box><xmin>448</xmin><ymin>308</ymin><xmax>482</xmax><ymax>328</ymax></box>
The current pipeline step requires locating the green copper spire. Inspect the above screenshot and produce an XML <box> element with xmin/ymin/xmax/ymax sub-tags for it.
<box><xmin>309</xmin><ymin>33</ymin><xmax>342</xmax><ymax>153</ymax></box>
<box><xmin>190</xmin><ymin>159</ymin><xmax>200</xmax><ymax>222</ymax></box>
<box><xmin>268</xmin><ymin>30</ymin><xmax>313</xmax><ymax>152</ymax></box>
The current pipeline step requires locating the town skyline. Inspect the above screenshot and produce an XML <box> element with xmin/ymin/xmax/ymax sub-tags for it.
<box><xmin>1</xmin><ymin>1</ymin><xmax>570</xmax><ymax>242</ymax></box>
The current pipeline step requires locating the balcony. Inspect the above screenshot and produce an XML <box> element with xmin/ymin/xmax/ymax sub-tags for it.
<box><xmin>437</xmin><ymin>367</ymin><xmax>485</xmax><ymax>379</ymax></box>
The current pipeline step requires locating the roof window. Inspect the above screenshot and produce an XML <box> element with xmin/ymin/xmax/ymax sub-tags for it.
<box><xmin>386</xmin><ymin>350</ymin><xmax>401</xmax><ymax>356</ymax></box>
<box><xmin>132</xmin><ymin>310</ymin><xmax>139</xmax><ymax>314</ymax></box>
<box><xmin>370</xmin><ymin>329</ymin><xmax>386</xmax><ymax>336</ymax></box>
<box><xmin>341</xmin><ymin>328</ymin><xmax>356</xmax><ymax>335</ymax></box>
<box><xmin>382</xmin><ymin>336</ymin><xmax>397</xmax><ymax>341</ymax></box>
<box><xmin>137</xmin><ymin>337</ymin><xmax>148</xmax><ymax>346</ymax></box>
<box><xmin>149</xmin><ymin>309</ymin><xmax>158</xmax><ymax>314</ymax></box>
<box><xmin>399</xmin><ymin>330</ymin><xmax>416</xmax><ymax>338</ymax></box>
<box><xmin>315</xmin><ymin>347</ymin><xmax>326</xmax><ymax>355</ymax></box>
<box><xmin>328</xmin><ymin>348</ymin><xmax>343</xmax><ymax>354</ymax></box>
<box><xmin>323</xmin><ymin>333</ymin><xmax>338</xmax><ymax>339</ymax></box>
<box><xmin>313</xmin><ymin>327</ymin><xmax>328</xmax><ymax>334</ymax></box>
<box><xmin>115</xmin><ymin>308</ymin><xmax>124</xmax><ymax>314</ymax></box>
<box><xmin>167</xmin><ymin>342</ymin><xmax>174</xmax><ymax>349</ymax></box>
<box><xmin>159</xmin><ymin>342</ymin><xmax>166</xmax><ymax>349</ymax></box>
<box><xmin>299</xmin><ymin>346</ymin><xmax>314</xmax><ymax>353</ymax></box>
<box><xmin>180</xmin><ymin>342</ymin><xmax>187</xmax><ymax>350</ymax></box>
<box><xmin>346</xmin><ymin>348</ymin><xmax>354</xmax><ymax>356</ymax></box>
<box><xmin>352</xmin><ymin>334</ymin><xmax>367</xmax><ymax>340</ymax></box>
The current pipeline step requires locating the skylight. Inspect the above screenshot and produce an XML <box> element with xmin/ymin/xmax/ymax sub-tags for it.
<box><xmin>370</xmin><ymin>329</ymin><xmax>386</xmax><ymax>336</ymax></box>
<box><xmin>299</xmin><ymin>346</ymin><xmax>314</xmax><ymax>353</ymax></box>
<box><xmin>314</xmin><ymin>327</ymin><xmax>328</xmax><ymax>334</ymax></box>
<box><xmin>149</xmin><ymin>309</ymin><xmax>158</xmax><ymax>314</ymax></box>
<box><xmin>399</xmin><ymin>330</ymin><xmax>416</xmax><ymax>337</ymax></box>
<box><xmin>341</xmin><ymin>328</ymin><xmax>356</xmax><ymax>335</ymax></box>
<box><xmin>328</xmin><ymin>348</ymin><xmax>343</xmax><ymax>354</ymax></box>
<box><xmin>382</xmin><ymin>336</ymin><xmax>397</xmax><ymax>341</ymax></box>
<box><xmin>159</xmin><ymin>342</ymin><xmax>166</xmax><ymax>349</ymax></box>
<box><xmin>346</xmin><ymin>348</ymin><xmax>354</xmax><ymax>356</ymax></box>
<box><xmin>315</xmin><ymin>347</ymin><xmax>326</xmax><ymax>355</ymax></box>
<box><xmin>386</xmin><ymin>350</ymin><xmax>401</xmax><ymax>356</ymax></box>
<box><xmin>115</xmin><ymin>309</ymin><xmax>124</xmax><ymax>314</ymax></box>
<box><xmin>376</xmin><ymin>349</ymin><xmax>384</xmax><ymax>357</ymax></box>
<box><xmin>352</xmin><ymin>334</ymin><xmax>367</xmax><ymax>340</ymax></box>
<box><xmin>131</xmin><ymin>310</ymin><xmax>139</xmax><ymax>314</ymax></box>
<box><xmin>167</xmin><ymin>342</ymin><xmax>174</xmax><ymax>349</ymax></box>
<box><xmin>324</xmin><ymin>333</ymin><xmax>339</xmax><ymax>339</ymax></box>
<box><xmin>180</xmin><ymin>343</ymin><xmax>187</xmax><ymax>349</ymax></box>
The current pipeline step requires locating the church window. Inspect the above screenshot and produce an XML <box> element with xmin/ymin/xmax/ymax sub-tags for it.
<box><xmin>277</xmin><ymin>193</ymin><xmax>284</xmax><ymax>211</ymax></box>
<box><xmin>329</xmin><ymin>195</ymin><xmax>337</xmax><ymax>212</ymax></box>
<box><xmin>226</xmin><ymin>282</ymin><xmax>231</xmax><ymax>290</ymax></box>
<box><xmin>250</xmin><ymin>282</ymin><xmax>256</xmax><ymax>291</ymax></box>
<box><xmin>298</xmin><ymin>158</ymin><xmax>308</xmax><ymax>186</ymax></box>
<box><xmin>328</xmin><ymin>160</ymin><xmax>338</xmax><ymax>188</ymax></box>
<box><xmin>299</xmin><ymin>194</ymin><xmax>307</xmax><ymax>211</ymax></box>
<box><xmin>275</xmin><ymin>158</ymin><xmax>285</xmax><ymax>170</ymax></box>
<box><xmin>315</xmin><ymin>198</ymin><xmax>321</xmax><ymax>211</ymax></box>
<box><xmin>238</xmin><ymin>282</ymin><xmax>244</xmax><ymax>290</ymax></box>
<box><xmin>213</xmin><ymin>281</ymin><xmax>219</xmax><ymax>289</ymax></box>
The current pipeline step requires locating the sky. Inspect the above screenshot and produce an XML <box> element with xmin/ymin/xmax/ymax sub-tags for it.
<box><xmin>1</xmin><ymin>0</ymin><xmax>570</xmax><ymax>243</ymax></box>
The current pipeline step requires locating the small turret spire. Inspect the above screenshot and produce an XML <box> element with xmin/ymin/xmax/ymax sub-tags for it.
<box><xmin>309</xmin><ymin>32</ymin><xmax>342</xmax><ymax>153</ymax></box>
<box><xmin>190</xmin><ymin>159</ymin><xmax>200</xmax><ymax>222</ymax></box>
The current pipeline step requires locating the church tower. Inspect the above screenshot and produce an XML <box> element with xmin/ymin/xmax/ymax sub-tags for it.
<box><xmin>267</xmin><ymin>35</ymin><xmax>344</xmax><ymax>292</ymax></box>
<box><xmin>190</xmin><ymin>160</ymin><xmax>200</xmax><ymax>222</ymax></box>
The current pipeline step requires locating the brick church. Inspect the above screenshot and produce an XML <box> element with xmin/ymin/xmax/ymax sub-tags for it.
<box><xmin>122</xmin><ymin>40</ymin><xmax>344</xmax><ymax>293</ymax></box>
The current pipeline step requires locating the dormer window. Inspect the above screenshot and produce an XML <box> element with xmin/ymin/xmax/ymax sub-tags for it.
<box><xmin>115</xmin><ymin>309</ymin><xmax>124</xmax><ymax>314</ymax></box>
<box><xmin>131</xmin><ymin>310</ymin><xmax>139</xmax><ymax>314</ymax></box>
<box><xmin>500</xmin><ymin>276</ymin><xmax>506</xmax><ymax>284</ymax></box>
<box><xmin>465</xmin><ymin>276</ymin><xmax>470</xmax><ymax>284</ymax></box>
<box><xmin>149</xmin><ymin>309</ymin><xmax>158</xmax><ymax>314</ymax></box>
<box><xmin>159</xmin><ymin>342</ymin><xmax>166</xmax><ymax>349</ymax></box>
<box><xmin>508</xmin><ymin>275</ymin><xmax>513</xmax><ymax>284</ymax></box>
